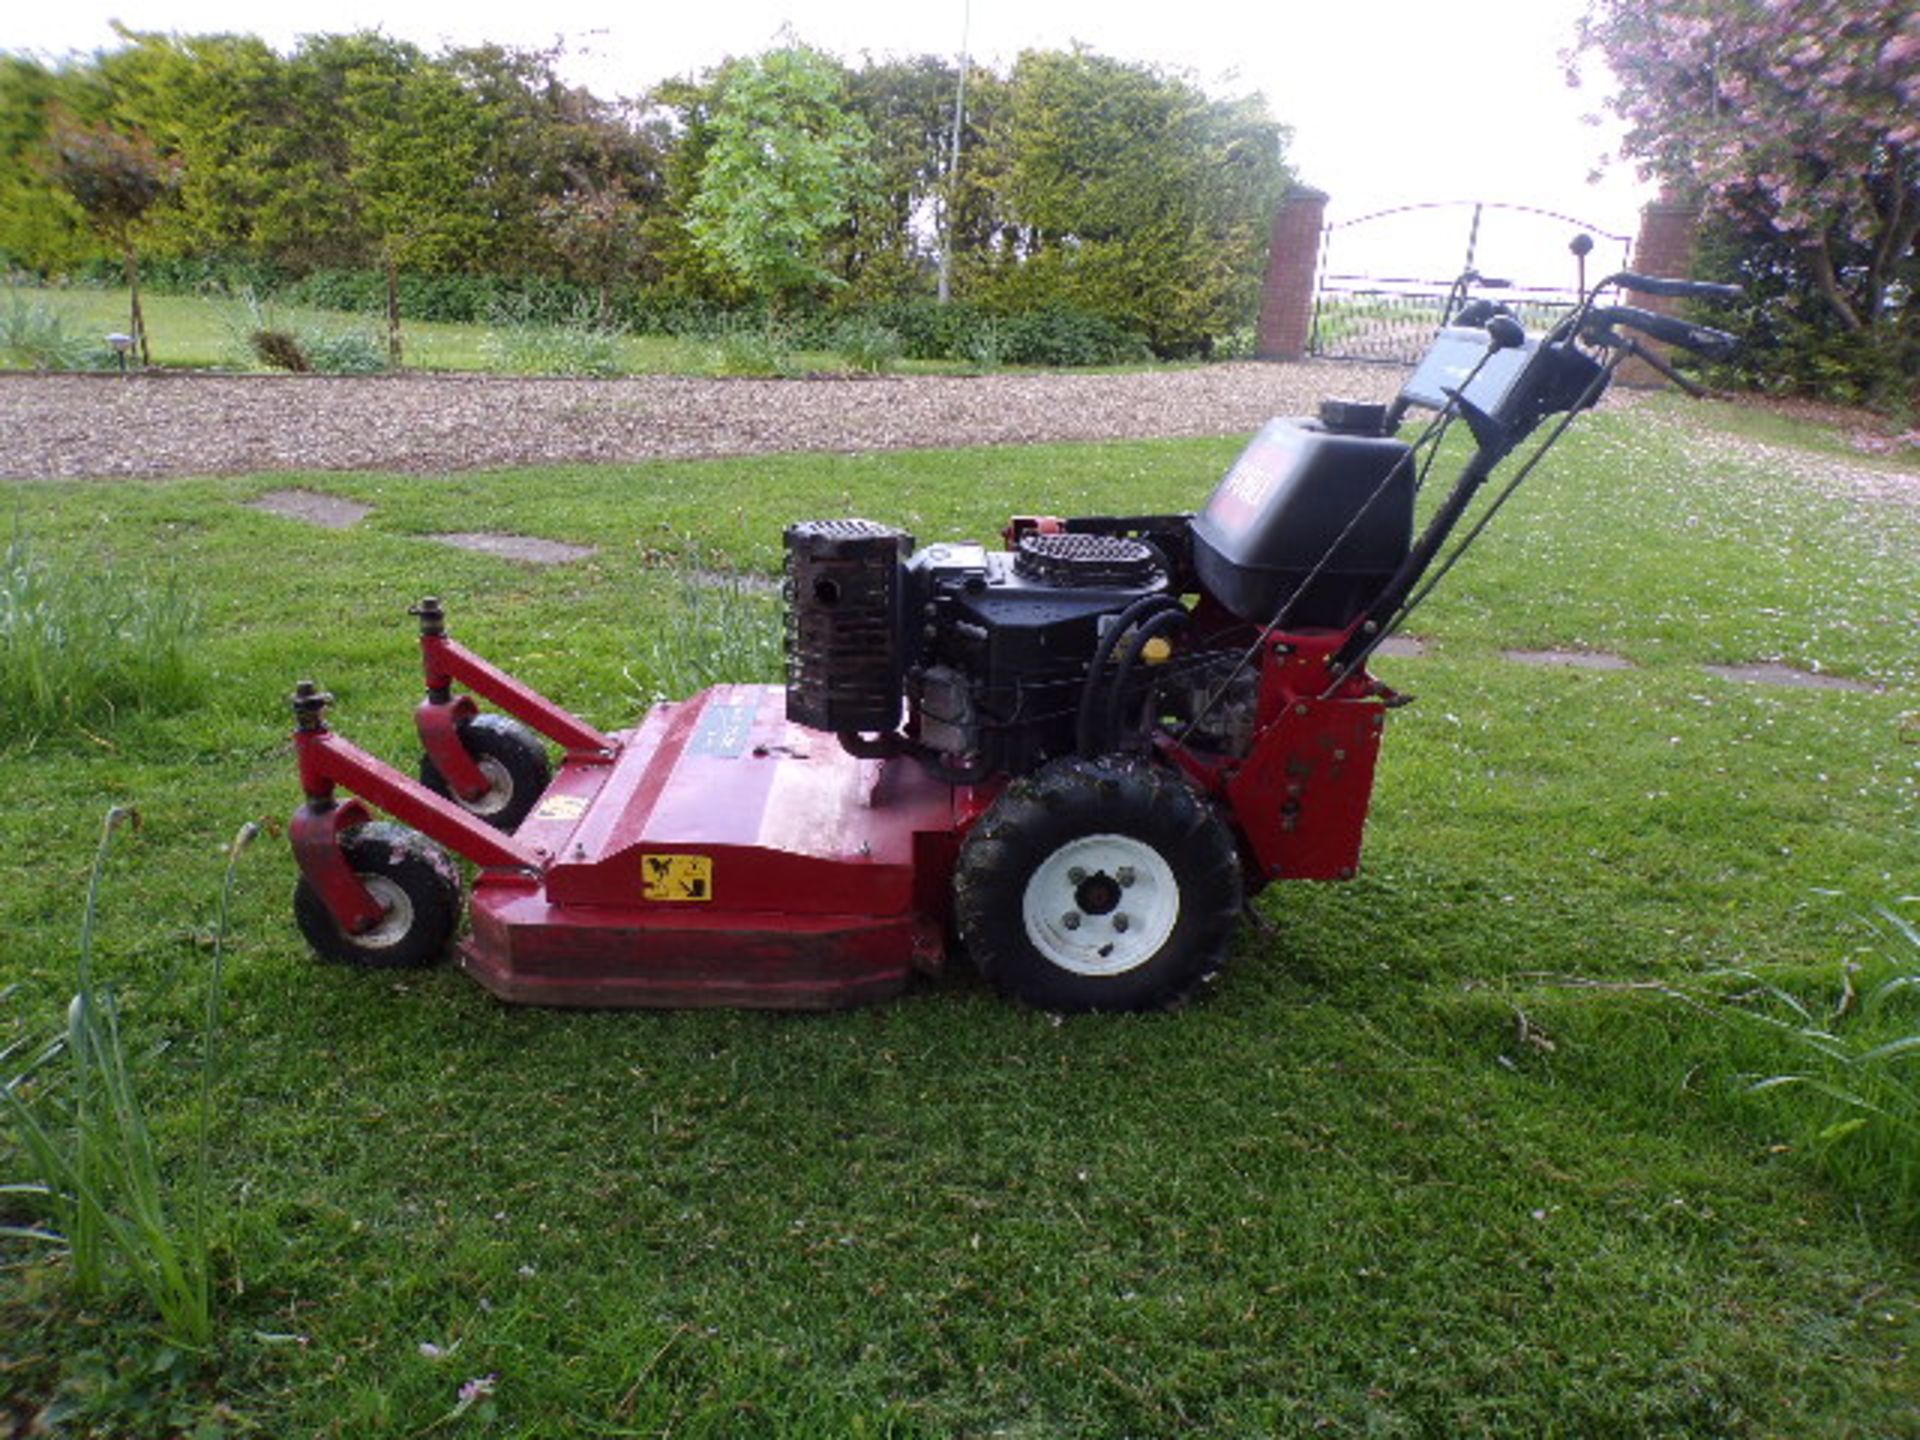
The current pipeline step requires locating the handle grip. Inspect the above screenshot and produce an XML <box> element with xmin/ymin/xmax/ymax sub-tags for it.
<box><xmin>1594</xmin><ymin>305</ymin><xmax>1739</xmax><ymax>359</ymax></box>
<box><xmin>1613</xmin><ymin>272</ymin><xmax>1744</xmax><ymax>304</ymax></box>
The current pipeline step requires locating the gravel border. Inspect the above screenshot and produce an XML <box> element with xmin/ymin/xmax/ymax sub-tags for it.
<box><xmin>0</xmin><ymin>364</ymin><xmax>1408</xmax><ymax>481</ymax></box>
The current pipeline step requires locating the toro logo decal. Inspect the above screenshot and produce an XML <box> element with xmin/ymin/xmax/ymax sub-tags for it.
<box><xmin>642</xmin><ymin>854</ymin><xmax>712</xmax><ymax>901</ymax></box>
<box><xmin>1205</xmin><ymin>423</ymin><xmax>1300</xmax><ymax>532</ymax></box>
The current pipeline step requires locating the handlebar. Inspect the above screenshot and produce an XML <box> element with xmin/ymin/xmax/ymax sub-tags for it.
<box><xmin>1606</xmin><ymin>272</ymin><xmax>1744</xmax><ymax>304</ymax></box>
<box><xmin>1585</xmin><ymin>305</ymin><xmax>1739</xmax><ymax>360</ymax></box>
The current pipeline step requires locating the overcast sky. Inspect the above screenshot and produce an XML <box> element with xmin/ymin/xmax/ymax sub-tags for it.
<box><xmin>5</xmin><ymin>0</ymin><xmax>1652</xmax><ymax>288</ymax></box>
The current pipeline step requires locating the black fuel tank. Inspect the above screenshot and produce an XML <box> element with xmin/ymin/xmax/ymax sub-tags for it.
<box><xmin>1190</xmin><ymin>418</ymin><xmax>1413</xmax><ymax>627</ymax></box>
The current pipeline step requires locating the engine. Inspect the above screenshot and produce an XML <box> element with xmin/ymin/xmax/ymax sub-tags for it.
<box><xmin>783</xmin><ymin>403</ymin><xmax>1418</xmax><ymax>783</ymax></box>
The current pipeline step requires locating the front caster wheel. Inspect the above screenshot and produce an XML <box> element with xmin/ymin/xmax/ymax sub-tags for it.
<box><xmin>954</xmin><ymin>757</ymin><xmax>1242</xmax><ymax>1013</ymax></box>
<box><xmin>420</xmin><ymin>713</ymin><xmax>551</xmax><ymax>832</ymax></box>
<box><xmin>293</xmin><ymin>822</ymin><xmax>463</xmax><ymax>969</ymax></box>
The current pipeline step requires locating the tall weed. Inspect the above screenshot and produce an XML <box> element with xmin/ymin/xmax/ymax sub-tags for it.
<box><xmin>480</xmin><ymin>294</ymin><xmax>626</xmax><ymax>377</ymax></box>
<box><xmin>0</xmin><ymin>530</ymin><xmax>201</xmax><ymax>741</ymax></box>
<box><xmin>700</xmin><ymin>317</ymin><xmax>799</xmax><ymax>378</ymax></box>
<box><xmin>1</xmin><ymin>811</ymin><xmax>258</xmax><ymax>1348</ymax></box>
<box><xmin>1720</xmin><ymin>903</ymin><xmax>1920</xmax><ymax>1225</ymax></box>
<box><xmin>624</xmin><ymin>536</ymin><xmax>782</xmax><ymax>703</ymax></box>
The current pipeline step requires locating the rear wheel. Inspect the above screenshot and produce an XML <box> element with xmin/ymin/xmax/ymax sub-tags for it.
<box><xmin>955</xmin><ymin>757</ymin><xmax>1242</xmax><ymax>1013</ymax></box>
<box><xmin>420</xmin><ymin>713</ymin><xmax>551</xmax><ymax>831</ymax></box>
<box><xmin>294</xmin><ymin>822</ymin><xmax>462</xmax><ymax>969</ymax></box>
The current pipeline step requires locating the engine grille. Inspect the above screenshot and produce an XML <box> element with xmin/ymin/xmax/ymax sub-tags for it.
<box><xmin>783</xmin><ymin>518</ymin><xmax>913</xmax><ymax>733</ymax></box>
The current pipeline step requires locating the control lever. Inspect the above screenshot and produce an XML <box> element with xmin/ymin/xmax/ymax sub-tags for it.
<box><xmin>1592</xmin><ymin>329</ymin><xmax>1708</xmax><ymax>398</ymax></box>
<box><xmin>1613</xmin><ymin>273</ymin><xmax>1745</xmax><ymax>304</ymax></box>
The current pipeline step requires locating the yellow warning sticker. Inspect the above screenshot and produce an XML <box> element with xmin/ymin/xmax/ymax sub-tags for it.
<box><xmin>642</xmin><ymin>854</ymin><xmax>712</xmax><ymax>902</ymax></box>
<box><xmin>533</xmin><ymin>794</ymin><xmax>590</xmax><ymax>822</ymax></box>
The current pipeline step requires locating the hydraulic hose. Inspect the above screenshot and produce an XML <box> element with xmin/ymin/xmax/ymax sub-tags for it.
<box><xmin>1074</xmin><ymin>593</ymin><xmax>1186</xmax><ymax>757</ymax></box>
<box><xmin>1101</xmin><ymin>605</ymin><xmax>1191</xmax><ymax>755</ymax></box>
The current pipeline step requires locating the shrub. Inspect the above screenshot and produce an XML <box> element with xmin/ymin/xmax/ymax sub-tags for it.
<box><xmin>0</xmin><ymin>530</ymin><xmax>201</xmax><ymax>740</ymax></box>
<box><xmin>992</xmin><ymin>307</ymin><xmax>1151</xmax><ymax>368</ymax></box>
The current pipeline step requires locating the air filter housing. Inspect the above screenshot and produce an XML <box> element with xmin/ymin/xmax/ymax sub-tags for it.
<box><xmin>783</xmin><ymin>518</ymin><xmax>913</xmax><ymax>734</ymax></box>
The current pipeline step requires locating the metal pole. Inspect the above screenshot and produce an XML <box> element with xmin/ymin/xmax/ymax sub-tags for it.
<box><xmin>937</xmin><ymin>0</ymin><xmax>971</xmax><ymax>306</ymax></box>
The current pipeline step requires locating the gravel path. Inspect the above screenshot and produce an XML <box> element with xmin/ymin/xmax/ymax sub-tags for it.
<box><xmin>0</xmin><ymin>363</ymin><xmax>1408</xmax><ymax>481</ymax></box>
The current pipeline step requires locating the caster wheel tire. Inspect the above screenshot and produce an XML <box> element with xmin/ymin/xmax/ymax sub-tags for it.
<box><xmin>294</xmin><ymin>822</ymin><xmax>463</xmax><ymax>969</ymax></box>
<box><xmin>420</xmin><ymin>713</ymin><xmax>551</xmax><ymax>832</ymax></box>
<box><xmin>955</xmin><ymin>756</ymin><xmax>1242</xmax><ymax>1013</ymax></box>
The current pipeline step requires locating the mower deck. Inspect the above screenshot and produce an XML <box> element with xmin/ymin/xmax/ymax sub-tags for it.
<box><xmin>460</xmin><ymin>684</ymin><xmax>973</xmax><ymax>1008</ymax></box>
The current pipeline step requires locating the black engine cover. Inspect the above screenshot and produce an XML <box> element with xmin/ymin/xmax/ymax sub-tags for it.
<box><xmin>905</xmin><ymin>542</ymin><xmax>1166</xmax><ymax>774</ymax></box>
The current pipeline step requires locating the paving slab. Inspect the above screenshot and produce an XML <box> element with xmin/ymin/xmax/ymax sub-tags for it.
<box><xmin>249</xmin><ymin>488</ymin><xmax>372</xmax><ymax>530</ymax></box>
<box><xmin>429</xmin><ymin>532</ymin><xmax>597</xmax><ymax>565</ymax></box>
<box><xmin>1703</xmin><ymin>663</ymin><xmax>1877</xmax><ymax>693</ymax></box>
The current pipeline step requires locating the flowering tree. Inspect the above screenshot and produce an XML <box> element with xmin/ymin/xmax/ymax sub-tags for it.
<box><xmin>1575</xmin><ymin>0</ymin><xmax>1918</xmax><ymax>347</ymax></box>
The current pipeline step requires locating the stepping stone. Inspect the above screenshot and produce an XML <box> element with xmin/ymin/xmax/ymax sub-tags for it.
<box><xmin>1502</xmin><ymin>648</ymin><xmax>1635</xmax><ymax>671</ymax></box>
<box><xmin>1373</xmin><ymin>635</ymin><xmax>1428</xmax><ymax>659</ymax></box>
<box><xmin>1703</xmin><ymin>663</ymin><xmax>1876</xmax><ymax>694</ymax></box>
<box><xmin>428</xmin><ymin>532</ymin><xmax>597</xmax><ymax>565</ymax></box>
<box><xmin>250</xmin><ymin>489</ymin><xmax>372</xmax><ymax>530</ymax></box>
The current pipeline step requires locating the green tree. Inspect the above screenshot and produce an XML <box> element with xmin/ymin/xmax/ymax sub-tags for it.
<box><xmin>978</xmin><ymin>49</ymin><xmax>1288</xmax><ymax>355</ymax></box>
<box><xmin>684</xmin><ymin>44</ymin><xmax>876</xmax><ymax>313</ymax></box>
<box><xmin>0</xmin><ymin>57</ymin><xmax>96</xmax><ymax>271</ymax></box>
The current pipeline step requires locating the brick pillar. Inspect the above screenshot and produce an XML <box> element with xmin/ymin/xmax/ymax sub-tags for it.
<box><xmin>1257</xmin><ymin>186</ymin><xmax>1329</xmax><ymax>361</ymax></box>
<box><xmin>1618</xmin><ymin>189</ymin><xmax>1702</xmax><ymax>388</ymax></box>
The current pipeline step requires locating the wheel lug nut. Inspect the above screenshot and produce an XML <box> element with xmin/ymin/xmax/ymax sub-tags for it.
<box><xmin>1116</xmin><ymin>867</ymin><xmax>1135</xmax><ymax>887</ymax></box>
<box><xmin>1062</xmin><ymin>912</ymin><xmax>1081</xmax><ymax>930</ymax></box>
<box><xmin>1067</xmin><ymin>867</ymin><xmax>1087</xmax><ymax>884</ymax></box>
<box><xmin>1113</xmin><ymin>914</ymin><xmax>1130</xmax><ymax>933</ymax></box>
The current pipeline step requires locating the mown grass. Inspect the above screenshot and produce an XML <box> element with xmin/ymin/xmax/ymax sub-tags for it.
<box><xmin>0</xmin><ymin>286</ymin><xmax>972</xmax><ymax>377</ymax></box>
<box><xmin>1</xmin><ymin>399</ymin><xmax>1917</xmax><ymax>1434</ymax></box>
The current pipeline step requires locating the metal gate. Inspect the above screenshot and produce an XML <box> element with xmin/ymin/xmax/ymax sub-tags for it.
<box><xmin>1310</xmin><ymin>201</ymin><xmax>1632</xmax><ymax>363</ymax></box>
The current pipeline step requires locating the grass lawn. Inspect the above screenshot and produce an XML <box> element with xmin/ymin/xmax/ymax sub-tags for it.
<box><xmin>2</xmin><ymin>400</ymin><xmax>1918</xmax><ymax>1435</ymax></box>
<box><xmin>2</xmin><ymin>284</ymin><xmax>967</xmax><ymax>376</ymax></box>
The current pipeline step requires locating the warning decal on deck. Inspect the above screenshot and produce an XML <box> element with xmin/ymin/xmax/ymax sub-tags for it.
<box><xmin>533</xmin><ymin>794</ymin><xmax>589</xmax><ymax>822</ymax></box>
<box><xmin>642</xmin><ymin>853</ymin><xmax>712</xmax><ymax>902</ymax></box>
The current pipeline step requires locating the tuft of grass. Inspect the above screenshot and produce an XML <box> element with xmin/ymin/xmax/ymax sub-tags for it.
<box><xmin>1736</xmin><ymin>903</ymin><xmax>1920</xmax><ymax>1224</ymax></box>
<box><xmin>230</xmin><ymin>290</ymin><xmax>387</xmax><ymax>375</ymax></box>
<box><xmin>701</xmin><ymin>318</ymin><xmax>800</xmax><ymax>377</ymax></box>
<box><xmin>0</xmin><ymin>286</ymin><xmax>111</xmax><ymax>371</ymax></box>
<box><xmin>832</xmin><ymin>318</ymin><xmax>904</xmax><ymax>375</ymax></box>
<box><xmin>0</xmin><ymin>529</ymin><xmax>202</xmax><ymax>741</ymax></box>
<box><xmin>479</xmin><ymin>294</ymin><xmax>625</xmax><ymax>378</ymax></box>
<box><xmin>1</xmin><ymin>810</ymin><xmax>258</xmax><ymax>1349</ymax></box>
<box><xmin>623</xmin><ymin>534</ymin><xmax>783</xmax><ymax>703</ymax></box>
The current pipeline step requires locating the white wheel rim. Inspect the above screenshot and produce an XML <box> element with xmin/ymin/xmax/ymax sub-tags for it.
<box><xmin>354</xmin><ymin>874</ymin><xmax>416</xmax><ymax>949</ymax></box>
<box><xmin>1021</xmin><ymin>833</ymin><xmax>1179</xmax><ymax>977</ymax></box>
<box><xmin>457</xmin><ymin>756</ymin><xmax>514</xmax><ymax>817</ymax></box>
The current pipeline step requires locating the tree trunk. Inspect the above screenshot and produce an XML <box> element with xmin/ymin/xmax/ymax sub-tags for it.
<box><xmin>124</xmin><ymin>244</ymin><xmax>149</xmax><ymax>367</ymax></box>
<box><xmin>385</xmin><ymin>251</ymin><xmax>403</xmax><ymax>369</ymax></box>
<box><xmin>1807</xmin><ymin>234</ymin><xmax>1864</xmax><ymax>334</ymax></box>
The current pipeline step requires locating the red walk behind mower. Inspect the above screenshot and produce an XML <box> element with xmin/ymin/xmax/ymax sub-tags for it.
<box><xmin>287</xmin><ymin>263</ymin><xmax>1741</xmax><ymax>1013</ymax></box>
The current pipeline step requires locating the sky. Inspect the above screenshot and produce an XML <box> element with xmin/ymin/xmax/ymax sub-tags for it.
<box><xmin>4</xmin><ymin>0</ymin><xmax>1654</xmax><ymax>290</ymax></box>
